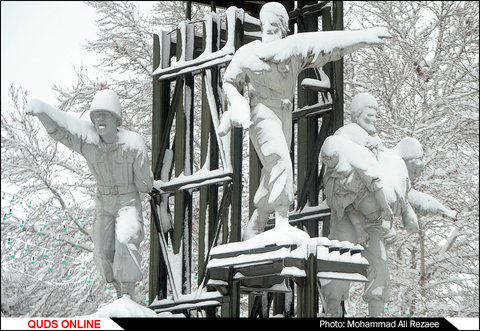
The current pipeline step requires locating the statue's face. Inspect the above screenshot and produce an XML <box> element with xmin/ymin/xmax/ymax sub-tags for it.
<box><xmin>261</xmin><ymin>12</ymin><xmax>283</xmax><ymax>43</ymax></box>
<box><xmin>91</xmin><ymin>111</ymin><xmax>117</xmax><ymax>138</ymax></box>
<box><xmin>356</xmin><ymin>106</ymin><xmax>377</xmax><ymax>135</ymax></box>
<box><xmin>405</xmin><ymin>157</ymin><xmax>424</xmax><ymax>179</ymax></box>
<box><xmin>322</xmin><ymin>153</ymin><xmax>339</xmax><ymax>168</ymax></box>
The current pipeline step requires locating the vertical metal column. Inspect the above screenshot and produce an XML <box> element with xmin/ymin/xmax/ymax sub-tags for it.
<box><xmin>150</xmin><ymin>30</ymin><xmax>171</xmax><ymax>303</ymax></box>
<box><xmin>199</xmin><ymin>10</ymin><xmax>220</xmax><ymax>286</ymax></box>
<box><xmin>221</xmin><ymin>8</ymin><xmax>243</xmax><ymax>317</ymax></box>
<box><xmin>172</xmin><ymin>7</ymin><xmax>194</xmax><ymax>294</ymax></box>
<box><xmin>321</xmin><ymin>1</ymin><xmax>344</xmax><ymax>238</ymax></box>
<box><xmin>296</xmin><ymin>1</ymin><xmax>320</xmax><ymax>238</ymax></box>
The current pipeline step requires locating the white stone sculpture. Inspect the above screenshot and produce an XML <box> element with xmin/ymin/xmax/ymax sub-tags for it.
<box><xmin>218</xmin><ymin>2</ymin><xmax>391</xmax><ymax>241</ymax></box>
<box><xmin>320</xmin><ymin>93</ymin><xmax>456</xmax><ymax>317</ymax></box>
<box><xmin>26</xmin><ymin>89</ymin><xmax>153</xmax><ymax>300</ymax></box>
<box><xmin>393</xmin><ymin>137</ymin><xmax>457</xmax><ymax>220</ymax></box>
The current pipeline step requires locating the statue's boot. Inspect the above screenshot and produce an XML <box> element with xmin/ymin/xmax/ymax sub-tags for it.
<box><xmin>113</xmin><ymin>281</ymin><xmax>122</xmax><ymax>299</ymax></box>
<box><xmin>243</xmin><ymin>209</ymin><xmax>270</xmax><ymax>240</ymax></box>
<box><xmin>367</xmin><ymin>299</ymin><xmax>384</xmax><ymax>317</ymax></box>
<box><xmin>121</xmin><ymin>282</ymin><xmax>136</xmax><ymax>299</ymax></box>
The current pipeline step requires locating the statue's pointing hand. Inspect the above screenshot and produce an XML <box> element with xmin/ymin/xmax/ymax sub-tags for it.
<box><xmin>25</xmin><ymin>99</ymin><xmax>43</xmax><ymax>116</ymax></box>
<box><xmin>25</xmin><ymin>99</ymin><xmax>57</xmax><ymax>133</ymax></box>
<box><xmin>363</xmin><ymin>27</ymin><xmax>392</xmax><ymax>45</ymax></box>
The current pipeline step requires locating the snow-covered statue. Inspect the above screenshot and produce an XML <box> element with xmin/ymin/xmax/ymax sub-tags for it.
<box><xmin>26</xmin><ymin>89</ymin><xmax>153</xmax><ymax>301</ymax></box>
<box><xmin>217</xmin><ymin>2</ymin><xmax>392</xmax><ymax>240</ymax></box>
<box><xmin>319</xmin><ymin>93</ymin><xmax>456</xmax><ymax>317</ymax></box>
<box><xmin>393</xmin><ymin>137</ymin><xmax>457</xmax><ymax>220</ymax></box>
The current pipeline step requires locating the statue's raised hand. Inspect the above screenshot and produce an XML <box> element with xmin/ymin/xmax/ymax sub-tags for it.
<box><xmin>25</xmin><ymin>99</ymin><xmax>57</xmax><ymax>133</ymax></box>
<box><xmin>362</xmin><ymin>27</ymin><xmax>392</xmax><ymax>45</ymax></box>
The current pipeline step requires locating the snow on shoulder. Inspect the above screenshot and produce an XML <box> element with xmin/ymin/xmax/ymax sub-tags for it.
<box><xmin>118</xmin><ymin>128</ymin><xmax>148</xmax><ymax>156</ymax></box>
<box><xmin>89</xmin><ymin>296</ymin><xmax>157</xmax><ymax>317</ymax></box>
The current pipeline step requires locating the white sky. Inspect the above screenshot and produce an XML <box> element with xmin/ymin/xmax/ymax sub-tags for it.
<box><xmin>1</xmin><ymin>1</ymin><xmax>100</xmax><ymax>108</ymax></box>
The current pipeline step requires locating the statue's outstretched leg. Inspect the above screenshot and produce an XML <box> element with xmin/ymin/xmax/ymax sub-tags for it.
<box><xmin>243</xmin><ymin>208</ymin><xmax>270</xmax><ymax>240</ymax></box>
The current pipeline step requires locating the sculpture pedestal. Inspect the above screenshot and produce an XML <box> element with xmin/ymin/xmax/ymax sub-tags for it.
<box><xmin>206</xmin><ymin>226</ymin><xmax>369</xmax><ymax>298</ymax></box>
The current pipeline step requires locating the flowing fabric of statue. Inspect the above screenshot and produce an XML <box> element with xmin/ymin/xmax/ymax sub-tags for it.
<box><xmin>218</xmin><ymin>2</ymin><xmax>391</xmax><ymax>240</ymax></box>
<box><xmin>320</xmin><ymin>93</ymin><xmax>456</xmax><ymax>317</ymax></box>
<box><xmin>26</xmin><ymin>89</ymin><xmax>153</xmax><ymax>300</ymax></box>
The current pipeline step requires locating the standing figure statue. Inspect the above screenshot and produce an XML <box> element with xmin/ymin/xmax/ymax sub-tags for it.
<box><xmin>27</xmin><ymin>89</ymin><xmax>153</xmax><ymax>300</ymax></box>
<box><xmin>218</xmin><ymin>2</ymin><xmax>391</xmax><ymax>240</ymax></box>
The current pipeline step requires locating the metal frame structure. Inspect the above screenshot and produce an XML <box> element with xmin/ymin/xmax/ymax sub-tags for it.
<box><xmin>149</xmin><ymin>1</ymin><xmax>344</xmax><ymax>317</ymax></box>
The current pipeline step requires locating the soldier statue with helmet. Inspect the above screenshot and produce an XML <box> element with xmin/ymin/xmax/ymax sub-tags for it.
<box><xmin>27</xmin><ymin>89</ymin><xmax>153</xmax><ymax>300</ymax></box>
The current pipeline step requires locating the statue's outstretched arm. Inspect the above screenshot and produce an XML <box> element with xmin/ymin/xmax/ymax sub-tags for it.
<box><xmin>408</xmin><ymin>188</ymin><xmax>457</xmax><ymax>219</ymax></box>
<box><xmin>262</xmin><ymin>27</ymin><xmax>391</xmax><ymax>71</ymax></box>
<box><xmin>26</xmin><ymin>99</ymin><xmax>60</xmax><ymax>134</ymax></box>
<box><xmin>26</xmin><ymin>99</ymin><xmax>93</xmax><ymax>154</ymax></box>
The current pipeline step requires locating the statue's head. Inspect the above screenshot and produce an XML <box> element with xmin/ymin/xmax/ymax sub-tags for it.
<box><xmin>321</xmin><ymin>136</ymin><xmax>340</xmax><ymax>168</ymax></box>
<box><xmin>89</xmin><ymin>89</ymin><xmax>122</xmax><ymax>142</ymax></box>
<box><xmin>351</xmin><ymin>92</ymin><xmax>378</xmax><ymax>135</ymax></box>
<box><xmin>259</xmin><ymin>2</ymin><xmax>289</xmax><ymax>43</ymax></box>
<box><xmin>393</xmin><ymin>137</ymin><xmax>424</xmax><ymax>179</ymax></box>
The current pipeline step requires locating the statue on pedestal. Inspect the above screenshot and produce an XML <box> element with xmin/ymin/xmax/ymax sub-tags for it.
<box><xmin>218</xmin><ymin>2</ymin><xmax>391</xmax><ymax>241</ymax></box>
<box><xmin>320</xmin><ymin>93</ymin><xmax>456</xmax><ymax>317</ymax></box>
<box><xmin>27</xmin><ymin>89</ymin><xmax>153</xmax><ymax>301</ymax></box>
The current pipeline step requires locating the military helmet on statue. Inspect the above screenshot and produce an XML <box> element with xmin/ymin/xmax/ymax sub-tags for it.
<box><xmin>89</xmin><ymin>89</ymin><xmax>122</xmax><ymax>126</ymax></box>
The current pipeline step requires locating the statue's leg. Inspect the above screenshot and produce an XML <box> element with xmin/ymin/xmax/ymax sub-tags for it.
<box><xmin>92</xmin><ymin>195</ymin><xmax>116</xmax><ymax>285</ymax></box>
<box><xmin>249</xmin><ymin>105</ymin><xmax>294</xmax><ymax>219</ymax></box>
<box><xmin>320</xmin><ymin>212</ymin><xmax>357</xmax><ymax>316</ymax></box>
<box><xmin>320</xmin><ymin>279</ymin><xmax>351</xmax><ymax>317</ymax></box>
<box><xmin>112</xmin><ymin>195</ymin><xmax>144</xmax><ymax>299</ymax></box>
<box><xmin>243</xmin><ymin>208</ymin><xmax>270</xmax><ymax>240</ymax></box>
<box><xmin>362</xmin><ymin>224</ymin><xmax>390</xmax><ymax>317</ymax></box>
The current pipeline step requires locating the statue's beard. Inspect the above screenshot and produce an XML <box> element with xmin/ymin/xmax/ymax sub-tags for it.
<box><xmin>262</xmin><ymin>33</ymin><xmax>281</xmax><ymax>43</ymax></box>
<box><xmin>362</xmin><ymin>123</ymin><xmax>376</xmax><ymax>135</ymax></box>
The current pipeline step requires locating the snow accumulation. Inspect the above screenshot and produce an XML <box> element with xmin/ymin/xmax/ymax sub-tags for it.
<box><xmin>152</xmin><ymin>7</ymin><xmax>242</xmax><ymax>78</ymax></box>
<box><xmin>117</xmin><ymin>129</ymin><xmax>148</xmax><ymax>156</ymax></box>
<box><xmin>392</xmin><ymin>137</ymin><xmax>424</xmax><ymax>159</ymax></box>
<box><xmin>232</xmin><ymin>27</ymin><xmax>390</xmax><ymax>70</ymax></box>
<box><xmin>27</xmin><ymin>99</ymin><xmax>99</xmax><ymax>145</ymax></box>
<box><xmin>88</xmin><ymin>296</ymin><xmax>157</xmax><ymax>318</ymax></box>
<box><xmin>115</xmin><ymin>206</ymin><xmax>140</xmax><ymax>244</ymax></box>
<box><xmin>210</xmin><ymin>224</ymin><xmax>312</xmax><ymax>256</ymax></box>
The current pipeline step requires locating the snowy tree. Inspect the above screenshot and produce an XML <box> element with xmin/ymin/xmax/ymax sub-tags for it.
<box><xmin>1</xmin><ymin>1</ymin><xmax>478</xmax><ymax>318</ymax></box>
<box><xmin>343</xmin><ymin>1</ymin><xmax>479</xmax><ymax>317</ymax></box>
<box><xmin>1</xmin><ymin>1</ymin><xmax>214</xmax><ymax>317</ymax></box>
